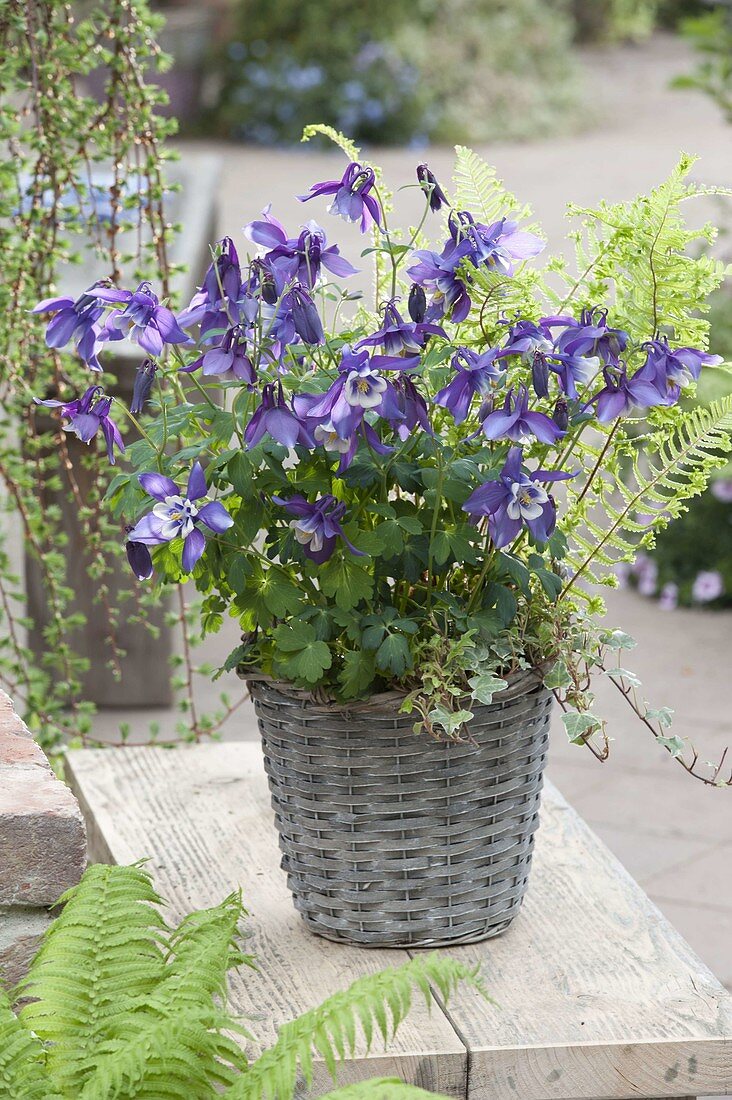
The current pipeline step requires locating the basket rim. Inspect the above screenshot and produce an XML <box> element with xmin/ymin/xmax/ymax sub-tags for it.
<box><xmin>246</xmin><ymin>664</ymin><xmax>547</xmax><ymax>716</ymax></box>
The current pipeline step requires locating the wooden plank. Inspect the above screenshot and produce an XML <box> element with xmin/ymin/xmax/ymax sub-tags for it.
<box><xmin>66</xmin><ymin>743</ymin><xmax>467</xmax><ymax>1098</ymax></box>
<box><xmin>427</xmin><ymin>784</ymin><xmax>732</xmax><ymax>1099</ymax></box>
<box><xmin>66</xmin><ymin>743</ymin><xmax>732</xmax><ymax>1100</ymax></box>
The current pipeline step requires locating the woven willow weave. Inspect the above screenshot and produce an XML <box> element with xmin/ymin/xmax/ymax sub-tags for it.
<box><xmin>249</xmin><ymin>672</ymin><xmax>553</xmax><ymax>948</ymax></box>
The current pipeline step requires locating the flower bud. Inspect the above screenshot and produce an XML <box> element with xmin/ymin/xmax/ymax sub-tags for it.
<box><xmin>531</xmin><ymin>352</ymin><xmax>549</xmax><ymax>398</ymax></box>
<box><xmin>130</xmin><ymin>358</ymin><xmax>157</xmax><ymax>415</ymax></box>
<box><xmin>261</xmin><ymin>271</ymin><xmax>278</xmax><ymax>306</ymax></box>
<box><xmin>125</xmin><ymin>537</ymin><xmax>153</xmax><ymax>580</ymax></box>
<box><xmin>408</xmin><ymin>283</ymin><xmax>427</xmax><ymax>324</ymax></box>
<box><xmin>552</xmin><ymin>397</ymin><xmax>569</xmax><ymax>432</ymax></box>
<box><xmin>290</xmin><ymin>287</ymin><xmax>324</xmax><ymax>345</ymax></box>
<box><xmin>416</xmin><ymin>164</ymin><xmax>448</xmax><ymax>212</ymax></box>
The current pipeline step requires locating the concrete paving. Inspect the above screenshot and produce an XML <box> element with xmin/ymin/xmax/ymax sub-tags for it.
<box><xmin>86</xmin><ymin>32</ymin><xmax>732</xmax><ymax>1006</ymax></box>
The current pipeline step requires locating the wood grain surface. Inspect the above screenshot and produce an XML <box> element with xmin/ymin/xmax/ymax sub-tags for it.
<box><xmin>66</xmin><ymin>742</ymin><xmax>732</xmax><ymax>1099</ymax></box>
<box><xmin>67</xmin><ymin>743</ymin><xmax>467</xmax><ymax>1098</ymax></box>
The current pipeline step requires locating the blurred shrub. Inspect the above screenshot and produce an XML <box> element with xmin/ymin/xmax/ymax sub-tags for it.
<box><xmin>672</xmin><ymin>6</ymin><xmax>732</xmax><ymax>124</ymax></box>
<box><xmin>570</xmin><ymin>0</ymin><xmax>704</xmax><ymax>41</ymax></box>
<box><xmin>212</xmin><ymin>0</ymin><xmax>582</xmax><ymax>146</ymax></box>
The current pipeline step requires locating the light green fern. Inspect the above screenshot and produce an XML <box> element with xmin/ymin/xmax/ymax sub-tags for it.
<box><xmin>225</xmin><ymin>952</ymin><xmax>484</xmax><ymax>1100</ymax></box>
<box><xmin>452</xmin><ymin>145</ymin><xmax>534</xmax><ymax>226</ymax></box>
<box><xmin>550</xmin><ymin>154</ymin><xmax>730</xmax><ymax>347</ymax></box>
<box><xmin>1</xmin><ymin>863</ymin><xmax>482</xmax><ymax>1100</ymax></box>
<box><xmin>563</xmin><ymin>396</ymin><xmax>732</xmax><ymax>594</ymax></box>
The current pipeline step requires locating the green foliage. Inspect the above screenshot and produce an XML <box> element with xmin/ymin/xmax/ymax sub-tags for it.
<box><xmin>550</xmin><ymin>154</ymin><xmax>729</xmax><ymax>347</ymax></box>
<box><xmin>673</xmin><ymin>7</ymin><xmax>732</xmax><ymax>124</ymax></box>
<box><xmin>0</xmin><ymin>864</ymin><xmax>480</xmax><ymax>1100</ymax></box>
<box><xmin>211</xmin><ymin>0</ymin><xmax>583</xmax><ymax>146</ymax></box>
<box><xmin>563</xmin><ymin>398</ymin><xmax>732</xmax><ymax>593</ymax></box>
<box><xmin>0</xmin><ymin>0</ymin><xmax>177</xmax><ymax>752</ymax></box>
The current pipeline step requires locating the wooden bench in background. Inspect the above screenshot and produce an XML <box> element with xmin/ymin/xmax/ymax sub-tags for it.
<box><xmin>67</xmin><ymin>742</ymin><xmax>732</xmax><ymax>1100</ymax></box>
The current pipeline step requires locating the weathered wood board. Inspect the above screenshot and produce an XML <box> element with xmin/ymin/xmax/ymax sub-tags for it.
<box><xmin>66</xmin><ymin>742</ymin><xmax>732</xmax><ymax>1099</ymax></box>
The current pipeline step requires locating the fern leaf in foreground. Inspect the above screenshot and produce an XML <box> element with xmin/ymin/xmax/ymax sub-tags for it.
<box><xmin>225</xmin><ymin>953</ymin><xmax>485</xmax><ymax>1100</ymax></box>
<box><xmin>0</xmin><ymin>990</ymin><xmax>57</xmax><ymax>1100</ymax></box>
<box><xmin>18</xmin><ymin>862</ymin><xmax>169</xmax><ymax>1093</ymax></box>
<box><xmin>318</xmin><ymin>1079</ymin><xmax>453</xmax><ymax>1100</ymax></box>
<box><xmin>78</xmin><ymin>1008</ymin><xmax>243</xmax><ymax>1100</ymax></box>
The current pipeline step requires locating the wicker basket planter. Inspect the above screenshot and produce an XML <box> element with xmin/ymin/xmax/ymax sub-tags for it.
<box><xmin>249</xmin><ymin>671</ymin><xmax>553</xmax><ymax>948</ymax></box>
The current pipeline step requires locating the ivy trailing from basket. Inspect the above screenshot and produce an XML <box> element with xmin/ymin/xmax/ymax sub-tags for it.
<box><xmin>33</xmin><ymin>127</ymin><xmax>732</xmax><ymax>784</ymax></box>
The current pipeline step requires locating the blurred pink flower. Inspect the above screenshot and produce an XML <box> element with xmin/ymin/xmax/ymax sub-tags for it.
<box><xmin>658</xmin><ymin>582</ymin><xmax>678</xmax><ymax>611</ymax></box>
<box><xmin>711</xmin><ymin>479</ymin><xmax>732</xmax><ymax>503</ymax></box>
<box><xmin>691</xmin><ymin>570</ymin><xmax>724</xmax><ymax>603</ymax></box>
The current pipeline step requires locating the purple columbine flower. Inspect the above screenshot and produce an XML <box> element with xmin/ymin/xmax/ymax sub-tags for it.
<box><xmin>127</xmin><ymin>462</ymin><xmax>233</xmax><ymax>574</ymax></box>
<box><xmin>633</xmin><ymin>338</ymin><xmax>723</xmax><ymax>405</ymax></box>
<box><xmin>245</xmin><ymin>207</ymin><xmax>358</xmax><ymax>288</ymax></box>
<box><xmin>298</xmin><ymin>162</ymin><xmax>381</xmax><ymax>233</ymax></box>
<box><xmin>481</xmin><ymin>385</ymin><xmax>565</xmax><ymax>445</ymax></box>
<box><xmin>462</xmin><ymin>447</ymin><xmax>571</xmax><ymax>549</ymax></box>
<box><xmin>32</xmin><ymin>285</ymin><xmax>106</xmax><ymax>370</ymax></box>
<box><xmin>301</xmin><ymin>346</ymin><xmax>404</xmax><ymax>441</ymax></box>
<box><xmin>356</xmin><ymin>299</ymin><xmax>445</xmax><ymax>357</ymax></box>
<box><xmin>97</xmin><ymin>282</ymin><xmax>191</xmax><ymax>357</ymax></box>
<box><xmin>273</xmin><ymin>493</ymin><xmax>365</xmax><ymax>564</ymax></box>
<box><xmin>177</xmin><ymin>237</ymin><xmax>247</xmax><ymax>336</ymax></box>
<box><xmin>692</xmin><ymin>570</ymin><xmax>724</xmax><ymax>603</ymax></box>
<box><xmin>499</xmin><ymin>318</ymin><xmax>555</xmax><ymax>362</ymax></box>
<box><xmin>593</xmin><ymin>363</ymin><xmax>666</xmax><ymax>423</ymax></box>
<box><xmin>416</xmin><ymin>164</ymin><xmax>448</xmax><ymax>212</ymax></box>
<box><xmin>391</xmin><ymin>375</ymin><xmax>432</xmax><ymax>441</ymax></box>
<box><xmin>434</xmin><ymin>348</ymin><xmax>504</xmax><ymax>424</ymax></box>
<box><xmin>181</xmin><ymin>325</ymin><xmax>256</xmax><ymax>385</ymax></box>
<box><xmin>244</xmin><ymin>382</ymin><xmax>314</xmax><ymax>449</ymax></box>
<box><xmin>34</xmin><ymin>385</ymin><xmax>124</xmax><ymax>465</ymax></box>
<box><xmin>549</xmin><ymin>307</ymin><xmax>628</xmax><ymax>368</ymax></box>
<box><xmin>449</xmin><ymin>211</ymin><xmax>544</xmax><ymax>275</ymax></box>
<box><xmin>406</xmin><ymin>237</ymin><xmax>474</xmax><ymax>322</ymax></box>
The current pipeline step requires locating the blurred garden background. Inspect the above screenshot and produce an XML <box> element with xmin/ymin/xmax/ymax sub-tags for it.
<box><xmin>4</xmin><ymin>0</ymin><xmax>732</xmax><ymax>1000</ymax></box>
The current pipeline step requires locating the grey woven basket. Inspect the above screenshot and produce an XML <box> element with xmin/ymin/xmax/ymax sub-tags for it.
<box><xmin>249</xmin><ymin>672</ymin><xmax>552</xmax><ymax>948</ymax></box>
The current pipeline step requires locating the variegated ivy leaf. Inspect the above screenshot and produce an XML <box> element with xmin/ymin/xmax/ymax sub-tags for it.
<box><xmin>601</xmin><ymin>629</ymin><xmax>637</xmax><ymax>651</ymax></box>
<box><xmin>562</xmin><ymin>712</ymin><xmax>602</xmax><ymax>744</ymax></box>
<box><xmin>604</xmin><ymin>666</ymin><xmax>642</xmax><ymax>688</ymax></box>
<box><xmin>428</xmin><ymin>705</ymin><xmax>474</xmax><ymax>738</ymax></box>
<box><xmin>645</xmin><ymin>706</ymin><xmax>675</xmax><ymax>729</ymax></box>
<box><xmin>468</xmin><ymin>672</ymin><xmax>508</xmax><ymax>706</ymax></box>
<box><xmin>656</xmin><ymin>734</ymin><xmax>686</xmax><ymax>758</ymax></box>
<box><xmin>543</xmin><ymin>660</ymin><xmax>572</xmax><ymax>691</ymax></box>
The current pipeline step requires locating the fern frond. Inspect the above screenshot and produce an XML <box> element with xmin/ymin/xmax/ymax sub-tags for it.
<box><xmin>0</xmin><ymin>989</ymin><xmax>56</xmax><ymax>1100</ymax></box>
<box><xmin>18</xmin><ymin>862</ymin><xmax>168</xmax><ymax>1093</ymax></box>
<box><xmin>318</xmin><ymin>1078</ymin><xmax>453</xmax><ymax>1100</ymax></box>
<box><xmin>452</xmin><ymin>146</ymin><xmax>534</xmax><ymax>225</ymax></box>
<box><xmin>301</xmin><ymin>125</ymin><xmax>360</xmax><ymax>162</ymax></box>
<box><xmin>225</xmin><ymin>953</ymin><xmax>484</xmax><ymax>1100</ymax></box>
<box><xmin>78</xmin><ymin>1008</ymin><xmax>244</xmax><ymax>1100</ymax></box>
<box><xmin>155</xmin><ymin>890</ymin><xmax>253</xmax><ymax>1011</ymax></box>
<box><xmin>564</xmin><ymin>397</ymin><xmax>732</xmax><ymax>593</ymax></box>
<box><xmin>553</xmin><ymin>154</ymin><xmax>729</xmax><ymax>346</ymax></box>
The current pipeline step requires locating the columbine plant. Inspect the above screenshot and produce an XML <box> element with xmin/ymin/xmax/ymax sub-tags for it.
<box><xmin>34</xmin><ymin>127</ymin><xmax>732</xmax><ymax>784</ymax></box>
